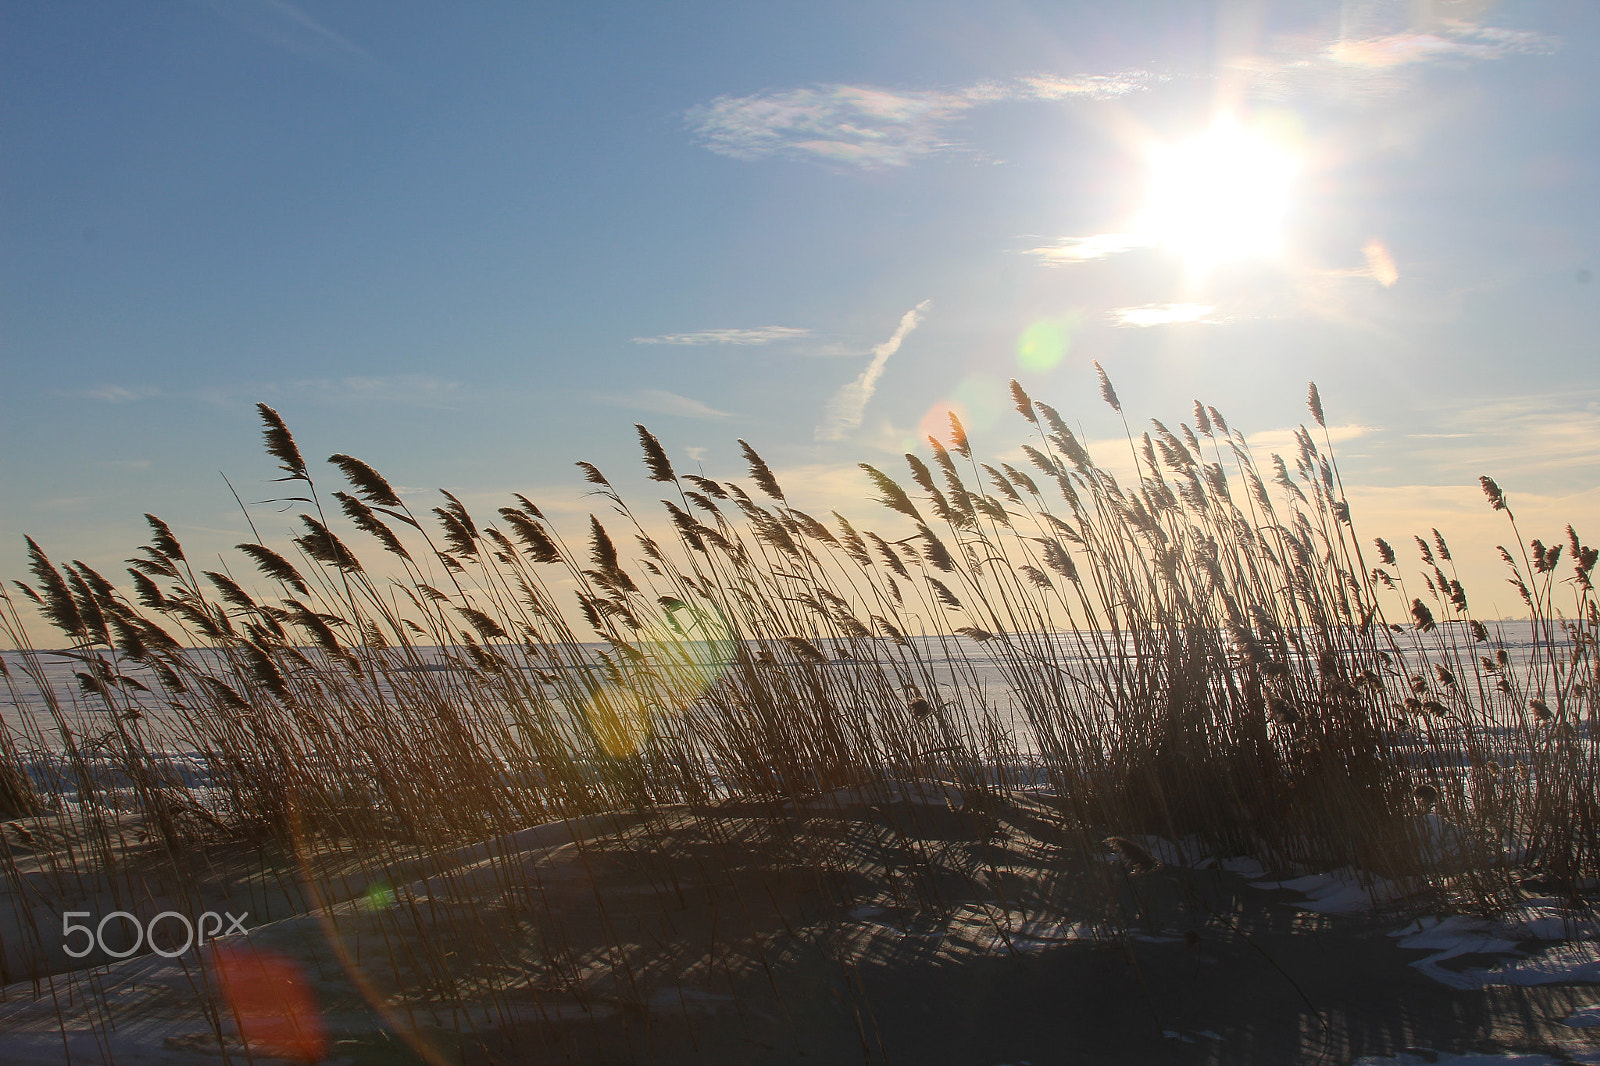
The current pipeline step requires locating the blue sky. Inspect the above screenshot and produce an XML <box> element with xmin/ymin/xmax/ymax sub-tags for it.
<box><xmin>3</xmin><ymin>0</ymin><xmax>1598</xmax><ymax>639</ymax></box>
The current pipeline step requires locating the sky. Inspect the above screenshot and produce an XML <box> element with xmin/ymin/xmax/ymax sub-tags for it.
<box><xmin>2</xmin><ymin>0</ymin><xmax>1598</xmax><ymax>642</ymax></box>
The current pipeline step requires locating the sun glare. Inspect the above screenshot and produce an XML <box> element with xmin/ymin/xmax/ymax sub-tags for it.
<box><xmin>1136</xmin><ymin>118</ymin><xmax>1300</xmax><ymax>269</ymax></box>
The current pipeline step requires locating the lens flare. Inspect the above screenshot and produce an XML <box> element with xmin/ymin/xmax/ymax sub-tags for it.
<box><xmin>918</xmin><ymin>401</ymin><xmax>968</xmax><ymax>445</ymax></box>
<box><xmin>211</xmin><ymin>945</ymin><xmax>326</xmax><ymax>1063</ymax></box>
<box><xmin>579</xmin><ymin>599</ymin><xmax>736</xmax><ymax>758</ymax></box>
<box><xmin>361</xmin><ymin>881</ymin><xmax>397</xmax><ymax>911</ymax></box>
<box><xmin>1016</xmin><ymin>316</ymin><xmax>1081</xmax><ymax>372</ymax></box>
<box><xmin>284</xmin><ymin>596</ymin><xmax>739</xmax><ymax>1065</ymax></box>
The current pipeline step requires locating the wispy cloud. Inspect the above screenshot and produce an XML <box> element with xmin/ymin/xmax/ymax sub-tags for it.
<box><xmin>85</xmin><ymin>384</ymin><xmax>162</xmax><ymax>403</ymax></box>
<box><xmin>597</xmin><ymin>389</ymin><xmax>733</xmax><ymax>420</ymax></box>
<box><xmin>1400</xmin><ymin>393</ymin><xmax>1600</xmax><ymax>486</ymax></box>
<box><xmin>1010</xmin><ymin>73</ymin><xmax>1155</xmax><ymax>100</ymax></box>
<box><xmin>816</xmin><ymin>301</ymin><xmax>930</xmax><ymax>441</ymax></box>
<box><xmin>1023</xmin><ymin>233</ymin><xmax>1155</xmax><ymax>265</ymax></box>
<box><xmin>193</xmin><ymin>0</ymin><xmax>374</xmax><ymax>71</ymax></box>
<box><xmin>1109</xmin><ymin>304</ymin><xmax>1220</xmax><ymax>327</ymax></box>
<box><xmin>1239</xmin><ymin>16</ymin><xmax>1557</xmax><ymax>101</ymax></box>
<box><xmin>81</xmin><ymin>376</ymin><xmax>462</xmax><ymax>409</ymax></box>
<box><xmin>181</xmin><ymin>374</ymin><xmax>464</xmax><ymax>409</ymax></box>
<box><xmin>275</xmin><ymin>375</ymin><xmax>461</xmax><ymax>407</ymax></box>
<box><xmin>1327</xmin><ymin>26</ymin><xmax>1555</xmax><ymax>69</ymax></box>
<box><xmin>631</xmin><ymin>326</ymin><xmax>811</xmax><ymax>346</ymax></box>
<box><xmin>34</xmin><ymin>497</ymin><xmax>93</xmax><ymax>513</ymax></box>
<box><xmin>688</xmin><ymin>73</ymin><xmax>1157</xmax><ymax>169</ymax></box>
<box><xmin>1247</xmin><ymin>423</ymin><xmax>1375</xmax><ymax>454</ymax></box>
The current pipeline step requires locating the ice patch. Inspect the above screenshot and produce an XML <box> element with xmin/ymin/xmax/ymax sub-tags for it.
<box><xmin>1391</xmin><ymin>915</ymin><xmax>1524</xmax><ymax>988</ymax></box>
<box><xmin>1486</xmin><ymin>940</ymin><xmax>1600</xmax><ymax>985</ymax></box>
<box><xmin>1393</xmin><ymin>902</ymin><xmax>1600</xmax><ymax>989</ymax></box>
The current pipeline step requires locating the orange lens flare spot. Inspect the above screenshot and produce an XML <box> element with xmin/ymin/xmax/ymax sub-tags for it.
<box><xmin>212</xmin><ymin>944</ymin><xmax>327</xmax><ymax>1063</ymax></box>
<box><xmin>918</xmin><ymin>402</ymin><xmax>968</xmax><ymax>445</ymax></box>
<box><xmin>1362</xmin><ymin>238</ymin><xmax>1399</xmax><ymax>287</ymax></box>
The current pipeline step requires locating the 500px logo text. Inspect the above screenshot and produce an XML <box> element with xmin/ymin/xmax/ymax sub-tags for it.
<box><xmin>62</xmin><ymin>910</ymin><xmax>249</xmax><ymax>959</ymax></box>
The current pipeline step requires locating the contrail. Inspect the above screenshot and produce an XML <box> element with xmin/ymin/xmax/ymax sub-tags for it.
<box><xmin>815</xmin><ymin>300</ymin><xmax>931</xmax><ymax>441</ymax></box>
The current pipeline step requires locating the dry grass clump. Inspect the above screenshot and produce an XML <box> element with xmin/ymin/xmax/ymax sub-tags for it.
<box><xmin>1</xmin><ymin>376</ymin><xmax>1595</xmax><ymax>999</ymax></box>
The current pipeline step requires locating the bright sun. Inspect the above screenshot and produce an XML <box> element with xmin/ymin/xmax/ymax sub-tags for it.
<box><xmin>1136</xmin><ymin>118</ymin><xmax>1300</xmax><ymax>269</ymax></box>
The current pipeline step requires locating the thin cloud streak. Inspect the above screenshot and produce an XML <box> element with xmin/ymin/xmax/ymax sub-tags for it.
<box><xmin>632</xmin><ymin>327</ymin><xmax>811</xmax><ymax>346</ymax></box>
<box><xmin>193</xmin><ymin>0</ymin><xmax>375</xmax><ymax>70</ymax></box>
<box><xmin>688</xmin><ymin>74</ymin><xmax>1157</xmax><ymax>169</ymax></box>
<box><xmin>33</xmin><ymin>497</ymin><xmax>93</xmax><ymax>513</ymax></box>
<box><xmin>816</xmin><ymin>300</ymin><xmax>930</xmax><ymax>441</ymax></box>
<box><xmin>1404</xmin><ymin>394</ymin><xmax>1600</xmax><ymax>485</ymax></box>
<box><xmin>269</xmin><ymin>375</ymin><xmax>462</xmax><ymax>408</ymax></box>
<box><xmin>597</xmin><ymin>389</ymin><xmax>733</xmax><ymax>420</ymax></box>
<box><xmin>1328</xmin><ymin>27</ymin><xmax>1556</xmax><ymax>68</ymax></box>
<box><xmin>1110</xmin><ymin>304</ymin><xmax>1219</xmax><ymax>327</ymax></box>
<box><xmin>85</xmin><ymin>385</ymin><xmax>162</xmax><ymax>403</ymax></box>
<box><xmin>77</xmin><ymin>376</ymin><xmax>463</xmax><ymax>408</ymax></box>
<box><xmin>1248</xmin><ymin>423</ymin><xmax>1374</xmax><ymax>453</ymax></box>
<box><xmin>1023</xmin><ymin>233</ymin><xmax>1154</xmax><ymax>264</ymax></box>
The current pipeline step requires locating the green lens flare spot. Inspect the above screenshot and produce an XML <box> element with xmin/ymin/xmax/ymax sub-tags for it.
<box><xmin>1016</xmin><ymin>316</ymin><xmax>1080</xmax><ymax>372</ymax></box>
<box><xmin>582</xmin><ymin>599</ymin><xmax>738</xmax><ymax>757</ymax></box>
<box><xmin>362</xmin><ymin>882</ymin><xmax>397</xmax><ymax>911</ymax></box>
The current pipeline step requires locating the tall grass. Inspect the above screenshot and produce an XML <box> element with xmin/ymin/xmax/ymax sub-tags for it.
<box><xmin>2</xmin><ymin>374</ymin><xmax>1596</xmax><ymax>998</ymax></box>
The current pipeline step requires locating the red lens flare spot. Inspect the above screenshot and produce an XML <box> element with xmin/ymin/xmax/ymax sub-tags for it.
<box><xmin>212</xmin><ymin>944</ymin><xmax>327</xmax><ymax>1062</ymax></box>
